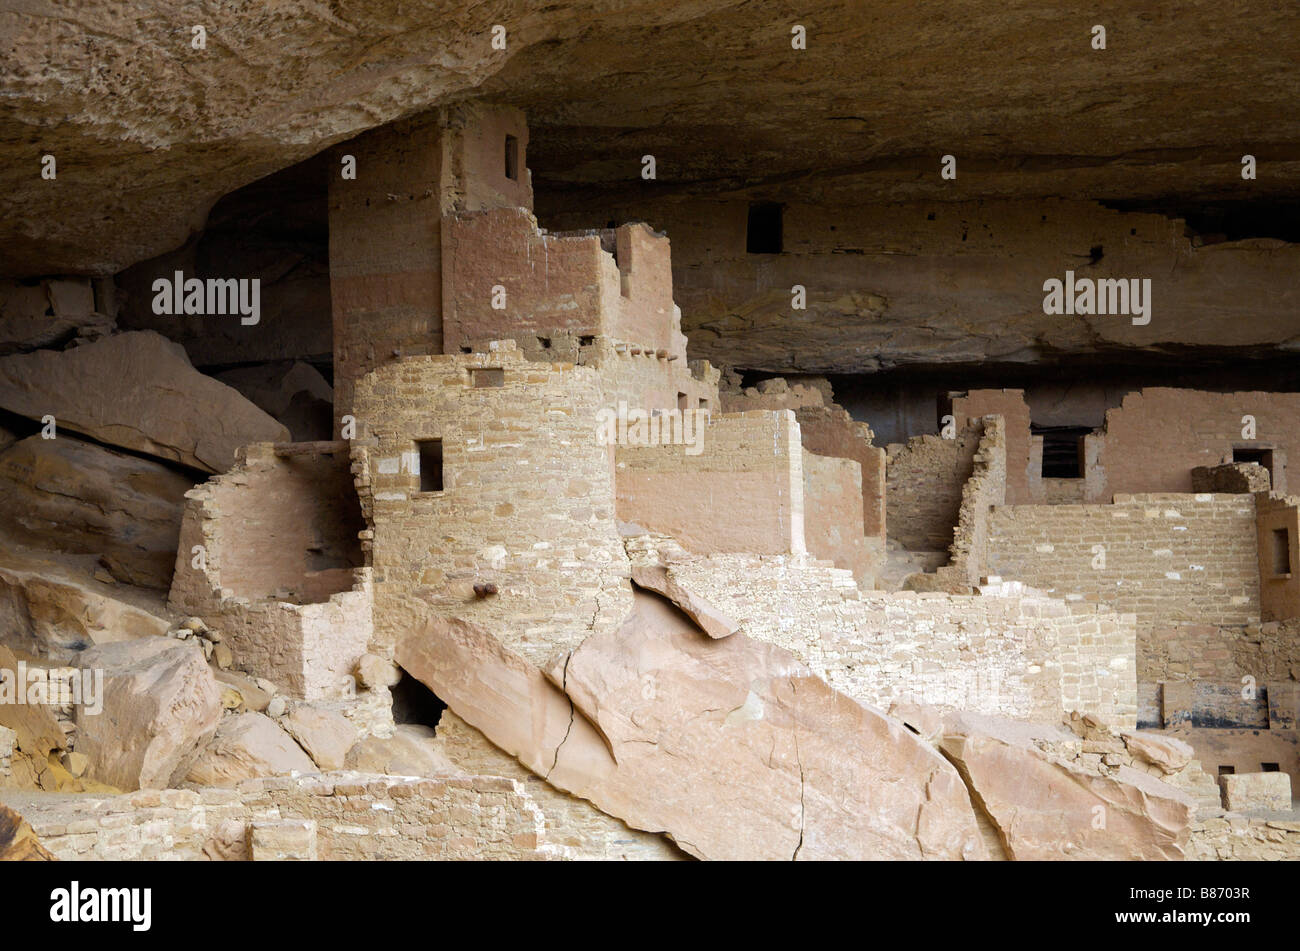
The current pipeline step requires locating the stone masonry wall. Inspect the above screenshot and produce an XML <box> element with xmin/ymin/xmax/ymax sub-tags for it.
<box><xmin>721</xmin><ymin>377</ymin><xmax>886</xmax><ymax>541</ymax></box>
<box><xmin>1099</xmin><ymin>388</ymin><xmax>1300</xmax><ymax>499</ymax></box>
<box><xmin>1</xmin><ymin>771</ymin><xmax>555</xmax><ymax>861</ymax></box>
<box><xmin>350</xmin><ymin>344</ymin><xmax>632</xmax><ymax>666</ymax></box>
<box><xmin>441</xmin><ymin>211</ymin><xmax>687</xmax><ymax>365</ymax></box>
<box><xmin>920</xmin><ymin>415</ymin><xmax>1007</xmax><ymax>592</ymax></box>
<box><xmin>329</xmin><ymin>102</ymin><xmax>532</xmax><ymax>419</ymax></box>
<box><xmin>801</xmin><ymin>449</ymin><xmax>872</xmax><ymax>585</ymax></box>
<box><xmin>987</xmin><ymin>493</ymin><xmax>1261</xmax><ymax>684</ymax></box>
<box><xmin>886</xmin><ymin>423</ymin><xmax>982</xmax><ymax>551</ymax></box>
<box><xmin>1257</xmin><ymin>492</ymin><xmax>1300</xmax><ymax>621</ymax></box>
<box><xmin>951</xmin><ymin>389</ymin><xmax>1034</xmax><ymax>504</ymax></box>
<box><xmin>329</xmin><ymin>114</ymin><xmax>445</xmax><ymax>419</ymax></box>
<box><xmin>615</xmin><ymin>410</ymin><xmax>805</xmax><ymax>557</ymax></box>
<box><xmin>627</xmin><ymin>534</ymin><xmax>1137</xmax><ymax>728</ymax></box>
<box><xmin>169</xmin><ymin>442</ymin><xmax>373</xmax><ymax>700</ymax></box>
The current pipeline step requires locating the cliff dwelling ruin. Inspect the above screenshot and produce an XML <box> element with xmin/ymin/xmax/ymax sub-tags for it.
<box><xmin>1</xmin><ymin>2</ymin><xmax>1299</xmax><ymax>873</ymax></box>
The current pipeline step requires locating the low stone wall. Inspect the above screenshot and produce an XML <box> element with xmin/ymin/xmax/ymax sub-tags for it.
<box><xmin>1188</xmin><ymin>816</ymin><xmax>1300</xmax><ymax>860</ymax></box>
<box><xmin>1</xmin><ymin>771</ymin><xmax>556</xmax><ymax>861</ymax></box>
<box><xmin>627</xmin><ymin>536</ymin><xmax>1137</xmax><ymax>729</ymax></box>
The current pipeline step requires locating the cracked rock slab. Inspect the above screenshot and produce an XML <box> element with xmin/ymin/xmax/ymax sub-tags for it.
<box><xmin>397</xmin><ymin>591</ymin><xmax>986</xmax><ymax>861</ymax></box>
<box><xmin>940</xmin><ymin>711</ymin><xmax>1195</xmax><ymax>860</ymax></box>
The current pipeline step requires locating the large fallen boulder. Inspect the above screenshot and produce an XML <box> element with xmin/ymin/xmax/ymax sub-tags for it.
<box><xmin>0</xmin><ymin>331</ymin><xmax>288</xmax><ymax>472</ymax></box>
<box><xmin>1122</xmin><ymin>731</ymin><xmax>1194</xmax><ymax>775</ymax></box>
<box><xmin>184</xmin><ymin>712</ymin><xmax>316</xmax><ymax>787</ymax></box>
<box><xmin>343</xmin><ymin>724</ymin><xmax>457</xmax><ymax>777</ymax></box>
<box><xmin>0</xmin><ymin>435</ymin><xmax>194</xmax><ymax>588</ymax></box>
<box><xmin>74</xmin><ymin>638</ymin><xmax>223</xmax><ymax>790</ymax></box>
<box><xmin>939</xmin><ymin>711</ymin><xmax>1195</xmax><ymax>860</ymax></box>
<box><xmin>397</xmin><ymin>591</ymin><xmax>986</xmax><ymax>861</ymax></box>
<box><xmin>0</xmin><ymin>549</ymin><xmax>172</xmax><ymax>660</ymax></box>
<box><xmin>281</xmin><ymin>704</ymin><xmax>357</xmax><ymax>771</ymax></box>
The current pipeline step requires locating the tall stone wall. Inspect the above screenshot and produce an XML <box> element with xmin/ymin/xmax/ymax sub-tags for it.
<box><xmin>1098</xmin><ymin>388</ymin><xmax>1300</xmax><ymax>499</ymax></box>
<box><xmin>885</xmin><ymin>424</ymin><xmax>982</xmax><ymax>551</ymax></box>
<box><xmin>986</xmin><ymin>493</ymin><xmax>1261</xmax><ymax>684</ymax></box>
<box><xmin>329</xmin><ymin>114</ymin><xmax>446</xmax><ymax>419</ymax></box>
<box><xmin>951</xmin><ymin>390</ymin><xmax>1034</xmax><ymax>504</ymax></box>
<box><xmin>350</xmin><ymin>344</ymin><xmax>632</xmax><ymax>666</ymax></box>
<box><xmin>329</xmin><ymin>103</ymin><xmax>532</xmax><ymax>419</ymax></box>
<box><xmin>721</xmin><ymin>377</ymin><xmax>886</xmax><ymax>541</ymax></box>
<box><xmin>801</xmin><ymin>449</ymin><xmax>872</xmax><ymax>585</ymax></box>
<box><xmin>921</xmin><ymin>415</ymin><xmax>1007</xmax><ymax>592</ymax></box>
<box><xmin>614</xmin><ymin>410</ymin><xmax>805</xmax><ymax>557</ymax></box>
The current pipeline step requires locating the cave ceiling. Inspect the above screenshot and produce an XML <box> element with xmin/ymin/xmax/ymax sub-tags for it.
<box><xmin>2</xmin><ymin>0</ymin><xmax>1298</xmax><ymax>277</ymax></box>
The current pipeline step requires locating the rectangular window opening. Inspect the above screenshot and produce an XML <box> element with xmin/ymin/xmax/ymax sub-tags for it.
<box><xmin>746</xmin><ymin>202</ymin><xmax>783</xmax><ymax>254</ymax></box>
<box><xmin>677</xmin><ymin>392</ymin><xmax>689</xmax><ymax>410</ymax></box>
<box><xmin>1218</xmin><ymin>765</ymin><xmax>1235</xmax><ymax>776</ymax></box>
<box><xmin>504</xmin><ymin>135</ymin><xmax>519</xmax><ymax>181</ymax></box>
<box><xmin>417</xmin><ymin>439</ymin><xmax>443</xmax><ymax>493</ymax></box>
<box><xmin>1271</xmin><ymin>527</ymin><xmax>1291</xmax><ymax>576</ymax></box>
<box><xmin>1261</xmin><ymin>762</ymin><xmax>1281</xmax><ymax>772</ymax></box>
<box><xmin>1034</xmin><ymin>424</ymin><xmax>1089</xmax><ymax>479</ymax></box>
<box><xmin>472</xmin><ymin>368</ymin><xmax>504</xmax><ymax>388</ymax></box>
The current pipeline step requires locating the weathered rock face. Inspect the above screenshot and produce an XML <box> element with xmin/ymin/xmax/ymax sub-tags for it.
<box><xmin>184</xmin><ymin>712</ymin><xmax>316</xmax><ymax>787</ymax></box>
<box><xmin>0</xmin><ymin>278</ymin><xmax>114</xmax><ymax>355</ymax></box>
<box><xmin>397</xmin><ymin>592</ymin><xmax>986</xmax><ymax>860</ymax></box>
<box><xmin>0</xmin><ymin>803</ymin><xmax>54</xmax><ymax>860</ymax></box>
<box><xmin>213</xmin><ymin>361</ymin><xmax>334</xmax><ymax>443</ymax></box>
<box><xmin>0</xmin><ymin>331</ymin><xmax>288</xmax><ymax>472</ymax></box>
<box><xmin>4</xmin><ymin>2</ymin><xmax>1298</xmax><ymax>279</ymax></box>
<box><xmin>939</xmin><ymin>711</ymin><xmax>1195</xmax><ymax>860</ymax></box>
<box><xmin>0</xmin><ymin>435</ymin><xmax>194</xmax><ymax>589</ymax></box>
<box><xmin>0</xmin><ymin>549</ymin><xmax>172</xmax><ymax>660</ymax></box>
<box><xmin>74</xmin><ymin>638</ymin><xmax>223</xmax><ymax>791</ymax></box>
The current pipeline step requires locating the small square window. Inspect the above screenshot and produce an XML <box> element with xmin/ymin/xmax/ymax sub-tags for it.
<box><xmin>416</xmin><ymin>439</ymin><xmax>443</xmax><ymax>492</ymax></box>
<box><xmin>473</xmin><ymin>368</ymin><xmax>504</xmax><ymax>388</ymax></box>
